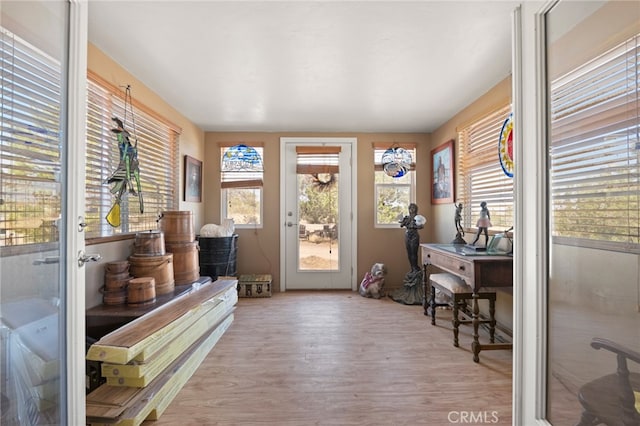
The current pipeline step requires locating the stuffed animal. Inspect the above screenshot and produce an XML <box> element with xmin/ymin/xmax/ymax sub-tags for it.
<box><xmin>359</xmin><ymin>263</ymin><xmax>387</xmax><ymax>299</ymax></box>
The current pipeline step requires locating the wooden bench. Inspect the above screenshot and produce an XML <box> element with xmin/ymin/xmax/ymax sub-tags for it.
<box><xmin>427</xmin><ymin>272</ymin><xmax>496</xmax><ymax>348</ymax></box>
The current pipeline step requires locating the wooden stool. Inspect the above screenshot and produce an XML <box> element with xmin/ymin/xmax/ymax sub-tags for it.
<box><xmin>428</xmin><ymin>272</ymin><xmax>497</xmax><ymax>347</ymax></box>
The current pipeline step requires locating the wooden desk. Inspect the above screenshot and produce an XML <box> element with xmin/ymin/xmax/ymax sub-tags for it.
<box><xmin>421</xmin><ymin>243</ymin><xmax>513</xmax><ymax>362</ymax></box>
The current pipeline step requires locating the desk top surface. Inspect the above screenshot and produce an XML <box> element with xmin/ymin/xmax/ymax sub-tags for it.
<box><xmin>422</xmin><ymin>243</ymin><xmax>512</xmax><ymax>260</ymax></box>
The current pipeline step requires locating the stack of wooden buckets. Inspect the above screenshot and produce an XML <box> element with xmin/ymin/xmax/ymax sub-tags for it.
<box><xmin>101</xmin><ymin>211</ymin><xmax>199</xmax><ymax>306</ymax></box>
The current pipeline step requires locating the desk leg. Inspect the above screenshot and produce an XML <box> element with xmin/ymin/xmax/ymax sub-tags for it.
<box><xmin>422</xmin><ymin>263</ymin><xmax>431</xmax><ymax>317</ymax></box>
<box><xmin>472</xmin><ymin>292</ymin><xmax>480</xmax><ymax>363</ymax></box>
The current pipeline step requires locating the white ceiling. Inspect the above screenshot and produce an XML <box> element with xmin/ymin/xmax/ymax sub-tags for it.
<box><xmin>88</xmin><ymin>1</ymin><xmax>518</xmax><ymax>133</ymax></box>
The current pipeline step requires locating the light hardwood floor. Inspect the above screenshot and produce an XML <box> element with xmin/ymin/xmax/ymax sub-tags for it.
<box><xmin>146</xmin><ymin>291</ymin><xmax>513</xmax><ymax>426</ymax></box>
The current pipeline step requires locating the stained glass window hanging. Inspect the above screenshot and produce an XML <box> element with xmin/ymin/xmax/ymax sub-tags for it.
<box><xmin>222</xmin><ymin>144</ymin><xmax>263</xmax><ymax>172</ymax></box>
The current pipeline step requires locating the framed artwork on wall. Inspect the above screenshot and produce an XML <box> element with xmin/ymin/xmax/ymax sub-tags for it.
<box><xmin>184</xmin><ymin>155</ymin><xmax>202</xmax><ymax>202</ymax></box>
<box><xmin>431</xmin><ymin>139</ymin><xmax>455</xmax><ymax>204</ymax></box>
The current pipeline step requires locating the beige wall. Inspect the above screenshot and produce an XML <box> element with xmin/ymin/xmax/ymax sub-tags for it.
<box><xmin>204</xmin><ymin>132</ymin><xmax>430</xmax><ymax>292</ymax></box>
<box><xmin>547</xmin><ymin>1</ymin><xmax>640</xmax><ymax>81</ymax></box>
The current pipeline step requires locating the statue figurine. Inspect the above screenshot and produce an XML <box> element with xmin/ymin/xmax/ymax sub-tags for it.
<box><xmin>390</xmin><ymin>203</ymin><xmax>426</xmax><ymax>305</ymax></box>
<box><xmin>471</xmin><ymin>201</ymin><xmax>492</xmax><ymax>246</ymax></box>
<box><xmin>399</xmin><ymin>203</ymin><xmax>425</xmax><ymax>272</ymax></box>
<box><xmin>454</xmin><ymin>202</ymin><xmax>464</xmax><ymax>235</ymax></box>
<box><xmin>452</xmin><ymin>202</ymin><xmax>466</xmax><ymax>244</ymax></box>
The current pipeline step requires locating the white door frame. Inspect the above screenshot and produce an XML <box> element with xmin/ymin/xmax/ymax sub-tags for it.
<box><xmin>67</xmin><ymin>0</ymin><xmax>88</xmax><ymax>422</ymax></box>
<box><xmin>279</xmin><ymin>137</ymin><xmax>358</xmax><ymax>292</ymax></box>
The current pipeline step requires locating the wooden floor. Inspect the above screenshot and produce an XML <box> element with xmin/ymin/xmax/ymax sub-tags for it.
<box><xmin>146</xmin><ymin>291</ymin><xmax>513</xmax><ymax>426</ymax></box>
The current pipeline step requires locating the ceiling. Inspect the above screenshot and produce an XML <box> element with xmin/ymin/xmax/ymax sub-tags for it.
<box><xmin>87</xmin><ymin>1</ymin><xmax>518</xmax><ymax>133</ymax></box>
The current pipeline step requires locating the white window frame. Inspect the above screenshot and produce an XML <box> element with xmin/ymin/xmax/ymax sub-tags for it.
<box><xmin>220</xmin><ymin>144</ymin><xmax>264</xmax><ymax>229</ymax></box>
<box><xmin>373</xmin><ymin>145</ymin><xmax>416</xmax><ymax>228</ymax></box>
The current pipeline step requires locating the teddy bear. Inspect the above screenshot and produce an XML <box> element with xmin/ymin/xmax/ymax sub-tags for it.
<box><xmin>359</xmin><ymin>263</ymin><xmax>387</xmax><ymax>299</ymax></box>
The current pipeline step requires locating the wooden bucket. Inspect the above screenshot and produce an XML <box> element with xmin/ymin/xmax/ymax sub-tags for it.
<box><xmin>101</xmin><ymin>286</ymin><xmax>127</xmax><ymax>305</ymax></box>
<box><xmin>133</xmin><ymin>230</ymin><xmax>166</xmax><ymax>256</ymax></box>
<box><xmin>105</xmin><ymin>261</ymin><xmax>129</xmax><ymax>274</ymax></box>
<box><xmin>158</xmin><ymin>211</ymin><xmax>194</xmax><ymax>243</ymax></box>
<box><xmin>128</xmin><ymin>253</ymin><xmax>175</xmax><ymax>295</ymax></box>
<box><xmin>165</xmin><ymin>241</ymin><xmax>200</xmax><ymax>285</ymax></box>
<box><xmin>104</xmin><ymin>270</ymin><xmax>131</xmax><ymax>291</ymax></box>
<box><xmin>127</xmin><ymin>277</ymin><xmax>156</xmax><ymax>306</ymax></box>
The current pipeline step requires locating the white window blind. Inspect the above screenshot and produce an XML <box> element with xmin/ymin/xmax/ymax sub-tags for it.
<box><xmin>0</xmin><ymin>27</ymin><xmax>62</xmax><ymax>247</ymax></box>
<box><xmin>296</xmin><ymin>145</ymin><xmax>341</xmax><ymax>174</ymax></box>
<box><xmin>86</xmin><ymin>73</ymin><xmax>180</xmax><ymax>239</ymax></box>
<box><xmin>458</xmin><ymin>105</ymin><xmax>513</xmax><ymax>230</ymax></box>
<box><xmin>550</xmin><ymin>34</ymin><xmax>639</xmax><ymax>251</ymax></box>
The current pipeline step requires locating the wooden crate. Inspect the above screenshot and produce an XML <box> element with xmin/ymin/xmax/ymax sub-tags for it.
<box><xmin>238</xmin><ymin>274</ymin><xmax>272</xmax><ymax>298</ymax></box>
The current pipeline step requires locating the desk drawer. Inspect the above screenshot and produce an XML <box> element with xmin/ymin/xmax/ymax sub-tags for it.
<box><xmin>425</xmin><ymin>250</ymin><xmax>473</xmax><ymax>282</ymax></box>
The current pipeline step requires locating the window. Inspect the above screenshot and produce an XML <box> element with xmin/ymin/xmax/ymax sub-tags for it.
<box><xmin>85</xmin><ymin>72</ymin><xmax>180</xmax><ymax>240</ymax></box>
<box><xmin>458</xmin><ymin>105</ymin><xmax>513</xmax><ymax>231</ymax></box>
<box><xmin>373</xmin><ymin>143</ymin><xmax>416</xmax><ymax>227</ymax></box>
<box><xmin>220</xmin><ymin>143</ymin><xmax>264</xmax><ymax>227</ymax></box>
<box><xmin>0</xmin><ymin>27</ymin><xmax>62</xmax><ymax>247</ymax></box>
<box><xmin>550</xmin><ymin>34</ymin><xmax>639</xmax><ymax>252</ymax></box>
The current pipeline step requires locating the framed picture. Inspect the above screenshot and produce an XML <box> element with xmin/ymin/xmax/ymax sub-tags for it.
<box><xmin>431</xmin><ymin>139</ymin><xmax>455</xmax><ymax>204</ymax></box>
<box><xmin>184</xmin><ymin>155</ymin><xmax>202</xmax><ymax>202</ymax></box>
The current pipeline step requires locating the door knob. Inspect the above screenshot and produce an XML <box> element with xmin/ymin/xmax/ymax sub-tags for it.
<box><xmin>286</xmin><ymin>221</ymin><xmax>298</xmax><ymax>227</ymax></box>
<box><xmin>78</xmin><ymin>250</ymin><xmax>101</xmax><ymax>267</ymax></box>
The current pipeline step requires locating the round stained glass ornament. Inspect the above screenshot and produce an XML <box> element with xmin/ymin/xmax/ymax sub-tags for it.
<box><xmin>382</xmin><ymin>147</ymin><xmax>412</xmax><ymax>178</ymax></box>
<box><xmin>498</xmin><ymin>114</ymin><xmax>514</xmax><ymax>178</ymax></box>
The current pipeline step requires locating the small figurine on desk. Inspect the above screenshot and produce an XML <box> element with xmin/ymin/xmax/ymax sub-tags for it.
<box><xmin>454</xmin><ymin>202</ymin><xmax>464</xmax><ymax>235</ymax></box>
<box><xmin>471</xmin><ymin>201</ymin><xmax>492</xmax><ymax>247</ymax></box>
<box><xmin>391</xmin><ymin>203</ymin><xmax>426</xmax><ymax>305</ymax></box>
<box><xmin>452</xmin><ymin>202</ymin><xmax>466</xmax><ymax>244</ymax></box>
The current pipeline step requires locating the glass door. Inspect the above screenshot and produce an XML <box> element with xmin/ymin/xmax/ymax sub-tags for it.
<box><xmin>545</xmin><ymin>1</ymin><xmax>640</xmax><ymax>424</ymax></box>
<box><xmin>281</xmin><ymin>138</ymin><xmax>355</xmax><ymax>290</ymax></box>
<box><xmin>1</xmin><ymin>1</ymin><xmax>86</xmax><ymax>423</ymax></box>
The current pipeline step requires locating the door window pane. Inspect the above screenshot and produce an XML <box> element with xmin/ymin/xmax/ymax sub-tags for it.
<box><xmin>1</xmin><ymin>2</ymin><xmax>68</xmax><ymax>424</ymax></box>
<box><xmin>546</xmin><ymin>2</ymin><xmax>640</xmax><ymax>424</ymax></box>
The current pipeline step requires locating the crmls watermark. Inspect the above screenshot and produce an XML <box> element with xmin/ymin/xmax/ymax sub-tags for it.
<box><xmin>447</xmin><ymin>411</ymin><xmax>500</xmax><ymax>424</ymax></box>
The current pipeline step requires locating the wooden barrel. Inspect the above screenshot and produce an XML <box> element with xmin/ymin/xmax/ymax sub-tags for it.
<box><xmin>133</xmin><ymin>230</ymin><xmax>165</xmax><ymax>256</ymax></box>
<box><xmin>158</xmin><ymin>211</ymin><xmax>194</xmax><ymax>243</ymax></box>
<box><xmin>104</xmin><ymin>270</ymin><xmax>131</xmax><ymax>291</ymax></box>
<box><xmin>127</xmin><ymin>277</ymin><xmax>156</xmax><ymax>306</ymax></box>
<box><xmin>128</xmin><ymin>253</ymin><xmax>175</xmax><ymax>295</ymax></box>
<box><xmin>197</xmin><ymin>235</ymin><xmax>238</xmax><ymax>281</ymax></box>
<box><xmin>101</xmin><ymin>286</ymin><xmax>127</xmax><ymax>305</ymax></box>
<box><xmin>105</xmin><ymin>261</ymin><xmax>129</xmax><ymax>274</ymax></box>
<box><xmin>165</xmin><ymin>241</ymin><xmax>200</xmax><ymax>285</ymax></box>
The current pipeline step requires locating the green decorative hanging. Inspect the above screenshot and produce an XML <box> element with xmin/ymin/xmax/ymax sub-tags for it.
<box><xmin>104</xmin><ymin>85</ymin><xmax>143</xmax><ymax>227</ymax></box>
